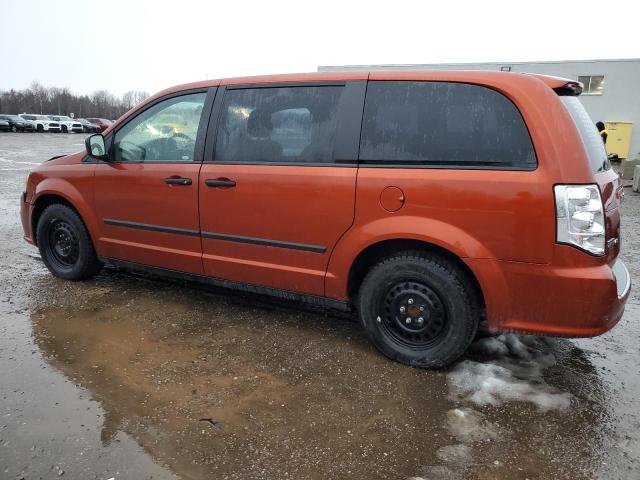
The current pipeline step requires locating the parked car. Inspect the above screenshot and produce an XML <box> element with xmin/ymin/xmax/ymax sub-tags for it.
<box><xmin>0</xmin><ymin>119</ymin><xmax>10</xmax><ymax>132</ymax></box>
<box><xmin>85</xmin><ymin>118</ymin><xmax>113</xmax><ymax>131</ymax></box>
<box><xmin>48</xmin><ymin>115</ymin><xmax>83</xmax><ymax>133</ymax></box>
<box><xmin>19</xmin><ymin>114</ymin><xmax>61</xmax><ymax>133</ymax></box>
<box><xmin>77</xmin><ymin>118</ymin><xmax>102</xmax><ymax>133</ymax></box>
<box><xmin>20</xmin><ymin>71</ymin><xmax>630</xmax><ymax>368</ymax></box>
<box><xmin>0</xmin><ymin>114</ymin><xmax>33</xmax><ymax>132</ymax></box>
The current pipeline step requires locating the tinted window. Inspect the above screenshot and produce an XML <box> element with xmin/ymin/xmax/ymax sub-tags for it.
<box><xmin>560</xmin><ymin>96</ymin><xmax>610</xmax><ymax>172</ymax></box>
<box><xmin>113</xmin><ymin>93</ymin><xmax>205</xmax><ymax>163</ymax></box>
<box><xmin>360</xmin><ymin>81</ymin><xmax>536</xmax><ymax>169</ymax></box>
<box><xmin>214</xmin><ymin>86</ymin><xmax>343</xmax><ymax>164</ymax></box>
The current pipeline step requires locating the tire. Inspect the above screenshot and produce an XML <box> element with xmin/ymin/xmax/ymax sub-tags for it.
<box><xmin>357</xmin><ymin>252</ymin><xmax>478</xmax><ymax>368</ymax></box>
<box><xmin>61</xmin><ymin>125</ymin><xmax>68</xmax><ymax>133</ymax></box>
<box><xmin>11</xmin><ymin>125</ymin><xmax>17</xmax><ymax>133</ymax></box>
<box><xmin>37</xmin><ymin>124</ymin><xmax>44</xmax><ymax>133</ymax></box>
<box><xmin>36</xmin><ymin>204</ymin><xmax>101</xmax><ymax>280</ymax></box>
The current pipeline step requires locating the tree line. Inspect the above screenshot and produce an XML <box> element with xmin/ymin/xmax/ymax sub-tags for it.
<box><xmin>0</xmin><ymin>82</ymin><xmax>149</xmax><ymax>119</ymax></box>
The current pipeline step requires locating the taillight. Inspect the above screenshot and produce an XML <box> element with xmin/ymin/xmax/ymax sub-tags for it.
<box><xmin>554</xmin><ymin>184</ymin><xmax>605</xmax><ymax>256</ymax></box>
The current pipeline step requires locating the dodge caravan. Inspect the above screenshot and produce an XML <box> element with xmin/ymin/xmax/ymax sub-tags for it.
<box><xmin>20</xmin><ymin>71</ymin><xmax>630</xmax><ymax>368</ymax></box>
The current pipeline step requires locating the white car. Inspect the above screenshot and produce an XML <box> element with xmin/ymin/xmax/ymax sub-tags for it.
<box><xmin>48</xmin><ymin>115</ymin><xmax>83</xmax><ymax>133</ymax></box>
<box><xmin>20</xmin><ymin>114</ymin><xmax>61</xmax><ymax>133</ymax></box>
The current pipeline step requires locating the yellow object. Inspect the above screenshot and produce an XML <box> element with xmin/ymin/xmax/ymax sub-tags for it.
<box><xmin>605</xmin><ymin>122</ymin><xmax>633</xmax><ymax>159</ymax></box>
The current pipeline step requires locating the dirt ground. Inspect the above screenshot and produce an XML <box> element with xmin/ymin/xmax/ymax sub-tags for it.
<box><xmin>1</xmin><ymin>132</ymin><xmax>639</xmax><ymax>480</ymax></box>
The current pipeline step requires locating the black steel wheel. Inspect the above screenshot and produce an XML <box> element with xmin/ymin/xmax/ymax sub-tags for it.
<box><xmin>47</xmin><ymin>219</ymin><xmax>80</xmax><ymax>269</ymax></box>
<box><xmin>379</xmin><ymin>281</ymin><xmax>448</xmax><ymax>349</ymax></box>
<box><xmin>358</xmin><ymin>252</ymin><xmax>478</xmax><ymax>368</ymax></box>
<box><xmin>36</xmin><ymin>204</ymin><xmax>101</xmax><ymax>280</ymax></box>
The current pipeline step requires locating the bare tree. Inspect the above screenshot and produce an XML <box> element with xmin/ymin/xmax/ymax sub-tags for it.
<box><xmin>0</xmin><ymin>83</ymin><xmax>150</xmax><ymax>118</ymax></box>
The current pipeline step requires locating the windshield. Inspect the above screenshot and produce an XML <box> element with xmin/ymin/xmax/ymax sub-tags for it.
<box><xmin>560</xmin><ymin>96</ymin><xmax>610</xmax><ymax>173</ymax></box>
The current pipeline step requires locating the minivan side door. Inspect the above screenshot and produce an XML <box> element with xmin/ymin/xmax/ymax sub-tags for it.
<box><xmin>93</xmin><ymin>88</ymin><xmax>215</xmax><ymax>274</ymax></box>
<box><xmin>199</xmin><ymin>82</ymin><xmax>365</xmax><ymax>295</ymax></box>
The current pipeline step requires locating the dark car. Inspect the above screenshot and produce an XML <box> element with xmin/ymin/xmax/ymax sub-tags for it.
<box><xmin>77</xmin><ymin>118</ymin><xmax>102</xmax><ymax>133</ymax></box>
<box><xmin>86</xmin><ymin>118</ymin><xmax>113</xmax><ymax>131</ymax></box>
<box><xmin>0</xmin><ymin>114</ymin><xmax>32</xmax><ymax>132</ymax></box>
<box><xmin>0</xmin><ymin>119</ymin><xmax>10</xmax><ymax>132</ymax></box>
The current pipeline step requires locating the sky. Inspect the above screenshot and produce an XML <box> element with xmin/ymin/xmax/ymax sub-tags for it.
<box><xmin>1</xmin><ymin>0</ymin><xmax>639</xmax><ymax>97</ymax></box>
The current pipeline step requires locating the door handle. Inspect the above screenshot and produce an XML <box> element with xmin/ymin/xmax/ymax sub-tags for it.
<box><xmin>165</xmin><ymin>177</ymin><xmax>192</xmax><ymax>186</ymax></box>
<box><xmin>205</xmin><ymin>178</ymin><xmax>236</xmax><ymax>188</ymax></box>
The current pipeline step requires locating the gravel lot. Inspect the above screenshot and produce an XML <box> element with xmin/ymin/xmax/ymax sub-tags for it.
<box><xmin>1</xmin><ymin>132</ymin><xmax>639</xmax><ymax>480</ymax></box>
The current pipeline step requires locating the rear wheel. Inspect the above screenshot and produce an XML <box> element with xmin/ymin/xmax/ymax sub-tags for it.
<box><xmin>11</xmin><ymin>125</ymin><xmax>17</xmax><ymax>132</ymax></box>
<box><xmin>37</xmin><ymin>124</ymin><xmax>44</xmax><ymax>133</ymax></box>
<box><xmin>357</xmin><ymin>252</ymin><xmax>478</xmax><ymax>368</ymax></box>
<box><xmin>61</xmin><ymin>125</ymin><xmax>68</xmax><ymax>133</ymax></box>
<box><xmin>36</xmin><ymin>204</ymin><xmax>101</xmax><ymax>280</ymax></box>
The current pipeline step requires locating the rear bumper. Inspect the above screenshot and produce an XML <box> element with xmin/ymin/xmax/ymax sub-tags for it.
<box><xmin>467</xmin><ymin>256</ymin><xmax>631</xmax><ymax>337</ymax></box>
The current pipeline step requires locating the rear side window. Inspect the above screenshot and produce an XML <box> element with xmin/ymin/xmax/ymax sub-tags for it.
<box><xmin>214</xmin><ymin>86</ymin><xmax>344</xmax><ymax>164</ymax></box>
<box><xmin>359</xmin><ymin>81</ymin><xmax>536</xmax><ymax>169</ymax></box>
<box><xmin>560</xmin><ymin>96</ymin><xmax>610</xmax><ymax>173</ymax></box>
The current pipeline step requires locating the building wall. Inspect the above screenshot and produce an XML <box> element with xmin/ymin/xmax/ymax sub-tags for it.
<box><xmin>319</xmin><ymin>59</ymin><xmax>640</xmax><ymax>159</ymax></box>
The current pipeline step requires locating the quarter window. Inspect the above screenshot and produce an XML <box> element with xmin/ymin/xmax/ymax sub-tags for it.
<box><xmin>359</xmin><ymin>81</ymin><xmax>537</xmax><ymax>169</ymax></box>
<box><xmin>214</xmin><ymin>86</ymin><xmax>344</xmax><ymax>164</ymax></box>
<box><xmin>578</xmin><ymin>75</ymin><xmax>605</xmax><ymax>95</ymax></box>
<box><xmin>113</xmin><ymin>92</ymin><xmax>206</xmax><ymax>163</ymax></box>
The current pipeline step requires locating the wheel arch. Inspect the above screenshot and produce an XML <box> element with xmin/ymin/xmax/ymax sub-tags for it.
<box><xmin>325</xmin><ymin>216</ymin><xmax>492</xmax><ymax>303</ymax></box>
<box><xmin>345</xmin><ymin>238</ymin><xmax>485</xmax><ymax>310</ymax></box>
<box><xmin>31</xmin><ymin>183</ymin><xmax>98</xmax><ymax>249</ymax></box>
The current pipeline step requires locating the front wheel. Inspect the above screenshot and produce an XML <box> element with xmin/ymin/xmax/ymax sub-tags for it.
<box><xmin>36</xmin><ymin>204</ymin><xmax>101</xmax><ymax>280</ymax></box>
<box><xmin>357</xmin><ymin>252</ymin><xmax>478</xmax><ymax>368</ymax></box>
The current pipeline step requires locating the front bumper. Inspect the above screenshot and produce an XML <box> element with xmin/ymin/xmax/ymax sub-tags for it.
<box><xmin>467</xmin><ymin>256</ymin><xmax>631</xmax><ymax>337</ymax></box>
<box><xmin>20</xmin><ymin>192</ymin><xmax>34</xmax><ymax>245</ymax></box>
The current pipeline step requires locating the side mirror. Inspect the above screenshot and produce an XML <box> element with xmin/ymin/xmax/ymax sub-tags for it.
<box><xmin>85</xmin><ymin>134</ymin><xmax>108</xmax><ymax>160</ymax></box>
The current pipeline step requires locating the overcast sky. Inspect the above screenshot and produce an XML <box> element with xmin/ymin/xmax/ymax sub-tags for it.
<box><xmin>1</xmin><ymin>0</ymin><xmax>639</xmax><ymax>97</ymax></box>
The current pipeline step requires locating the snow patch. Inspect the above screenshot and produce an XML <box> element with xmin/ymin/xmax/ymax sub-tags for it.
<box><xmin>436</xmin><ymin>443</ymin><xmax>473</xmax><ymax>465</ymax></box>
<box><xmin>448</xmin><ymin>334</ymin><xmax>571</xmax><ymax>412</ymax></box>
<box><xmin>445</xmin><ymin>407</ymin><xmax>500</xmax><ymax>443</ymax></box>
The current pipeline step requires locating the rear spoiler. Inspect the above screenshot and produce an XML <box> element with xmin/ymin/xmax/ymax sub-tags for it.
<box><xmin>524</xmin><ymin>73</ymin><xmax>583</xmax><ymax>96</ymax></box>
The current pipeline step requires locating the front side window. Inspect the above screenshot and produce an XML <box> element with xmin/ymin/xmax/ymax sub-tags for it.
<box><xmin>214</xmin><ymin>86</ymin><xmax>343</xmax><ymax>164</ymax></box>
<box><xmin>360</xmin><ymin>81</ymin><xmax>536</xmax><ymax>169</ymax></box>
<box><xmin>578</xmin><ymin>75</ymin><xmax>605</xmax><ymax>95</ymax></box>
<box><xmin>113</xmin><ymin>92</ymin><xmax>206</xmax><ymax>163</ymax></box>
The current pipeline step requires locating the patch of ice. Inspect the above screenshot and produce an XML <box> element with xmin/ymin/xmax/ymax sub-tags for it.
<box><xmin>436</xmin><ymin>443</ymin><xmax>472</xmax><ymax>465</ymax></box>
<box><xmin>445</xmin><ymin>407</ymin><xmax>499</xmax><ymax>443</ymax></box>
<box><xmin>448</xmin><ymin>334</ymin><xmax>571</xmax><ymax>412</ymax></box>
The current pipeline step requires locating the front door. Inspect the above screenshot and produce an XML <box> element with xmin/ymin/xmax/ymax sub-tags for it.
<box><xmin>199</xmin><ymin>82</ymin><xmax>365</xmax><ymax>295</ymax></box>
<box><xmin>94</xmin><ymin>90</ymin><xmax>212</xmax><ymax>274</ymax></box>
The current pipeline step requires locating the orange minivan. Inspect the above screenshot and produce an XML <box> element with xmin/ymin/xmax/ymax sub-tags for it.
<box><xmin>20</xmin><ymin>71</ymin><xmax>631</xmax><ymax>368</ymax></box>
